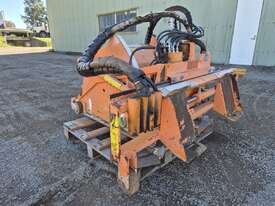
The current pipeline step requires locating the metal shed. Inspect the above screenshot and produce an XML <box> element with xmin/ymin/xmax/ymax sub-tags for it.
<box><xmin>46</xmin><ymin>0</ymin><xmax>275</xmax><ymax>66</ymax></box>
<box><xmin>254</xmin><ymin>0</ymin><xmax>275</xmax><ymax>66</ymax></box>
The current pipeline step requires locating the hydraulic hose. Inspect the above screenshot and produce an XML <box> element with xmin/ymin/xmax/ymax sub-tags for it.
<box><xmin>85</xmin><ymin>56</ymin><xmax>144</xmax><ymax>82</ymax></box>
<box><xmin>144</xmin><ymin>6</ymin><xmax>194</xmax><ymax>44</ymax></box>
<box><xmin>166</xmin><ymin>31</ymin><xmax>207</xmax><ymax>53</ymax></box>
<box><xmin>80</xmin><ymin>56</ymin><xmax>157</xmax><ymax>96</ymax></box>
<box><xmin>76</xmin><ymin>9</ymin><xmax>206</xmax><ymax>93</ymax></box>
<box><xmin>144</xmin><ymin>20</ymin><xmax>159</xmax><ymax>44</ymax></box>
<box><xmin>165</xmin><ymin>6</ymin><xmax>193</xmax><ymax>28</ymax></box>
<box><xmin>155</xmin><ymin>30</ymin><xmax>206</xmax><ymax>57</ymax></box>
<box><xmin>165</xmin><ymin>5</ymin><xmax>204</xmax><ymax>38</ymax></box>
<box><xmin>129</xmin><ymin>45</ymin><xmax>156</xmax><ymax>66</ymax></box>
<box><xmin>77</xmin><ymin>11</ymin><xmax>187</xmax><ymax>76</ymax></box>
<box><xmin>179</xmin><ymin>36</ymin><xmax>207</xmax><ymax>53</ymax></box>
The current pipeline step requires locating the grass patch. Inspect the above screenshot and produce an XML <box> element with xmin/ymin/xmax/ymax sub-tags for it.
<box><xmin>0</xmin><ymin>36</ymin><xmax>11</xmax><ymax>48</ymax></box>
<box><xmin>0</xmin><ymin>36</ymin><xmax>52</xmax><ymax>48</ymax></box>
<box><xmin>33</xmin><ymin>37</ymin><xmax>52</xmax><ymax>48</ymax></box>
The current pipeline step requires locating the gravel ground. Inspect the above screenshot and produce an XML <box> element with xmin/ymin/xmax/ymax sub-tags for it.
<box><xmin>0</xmin><ymin>51</ymin><xmax>274</xmax><ymax>206</ymax></box>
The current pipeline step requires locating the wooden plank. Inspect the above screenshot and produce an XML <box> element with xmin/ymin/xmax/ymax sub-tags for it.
<box><xmin>98</xmin><ymin>138</ymin><xmax>111</xmax><ymax>151</ymax></box>
<box><xmin>86</xmin><ymin>140</ymin><xmax>112</xmax><ymax>161</ymax></box>
<box><xmin>64</xmin><ymin>117</ymin><xmax>95</xmax><ymax>131</ymax></box>
<box><xmin>70</xmin><ymin>129</ymin><xmax>88</xmax><ymax>142</ymax></box>
<box><xmin>98</xmin><ymin>135</ymin><xmax>128</xmax><ymax>151</ymax></box>
<box><xmin>63</xmin><ymin>118</ymin><xmax>129</xmax><ymax>162</ymax></box>
<box><xmin>64</xmin><ymin>126</ymin><xmax>70</xmax><ymax>140</ymax></box>
<box><xmin>84</xmin><ymin>127</ymin><xmax>109</xmax><ymax>141</ymax></box>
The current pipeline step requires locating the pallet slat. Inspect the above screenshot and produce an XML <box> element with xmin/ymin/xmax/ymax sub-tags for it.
<box><xmin>84</xmin><ymin>127</ymin><xmax>109</xmax><ymax>141</ymax></box>
<box><xmin>64</xmin><ymin>117</ymin><xmax>95</xmax><ymax>131</ymax></box>
<box><xmin>63</xmin><ymin>118</ymin><xmax>113</xmax><ymax>161</ymax></box>
<box><xmin>98</xmin><ymin>138</ymin><xmax>111</xmax><ymax>151</ymax></box>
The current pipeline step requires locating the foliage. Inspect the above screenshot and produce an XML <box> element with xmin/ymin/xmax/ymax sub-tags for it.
<box><xmin>33</xmin><ymin>37</ymin><xmax>52</xmax><ymax>47</ymax></box>
<box><xmin>0</xmin><ymin>36</ymin><xmax>10</xmax><ymax>47</ymax></box>
<box><xmin>21</xmin><ymin>0</ymin><xmax>47</xmax><ymax>28</ymax></box>
<box><xmin>4</xmin><ymin>20</ymin><xmax>16</xmax><ymax>28</ymax></box>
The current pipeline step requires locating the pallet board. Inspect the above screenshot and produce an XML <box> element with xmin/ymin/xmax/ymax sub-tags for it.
<box><xmin>64</xmin><ymin>116</ymin><xmax>210</xmax><ymax>184</ymax></box>
<box><xmin>64</xmin><ymin>117</ymin><xmax>112</xmax><ymax>161</ymax></box>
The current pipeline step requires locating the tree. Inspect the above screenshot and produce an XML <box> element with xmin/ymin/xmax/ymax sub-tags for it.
<box><xmin>5</xmin><ymin>20</ymin><xmax>16</xmax><ymax>28</ymax></box>
<box><xmin>21</xmin><ymin>0</ymin><xmax>47</xmax><ymax>28</ymax></box>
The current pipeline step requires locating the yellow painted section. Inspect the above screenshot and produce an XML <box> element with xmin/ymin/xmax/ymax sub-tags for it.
<box><xmin>103</xmin><ymin>75</ymin><xmax>123</xmax><ymax>90</ymax></box>
<box><xmin>110</xmin><ymin>114</ymin><xmax>121</xmax><ymax>158</ymax></box>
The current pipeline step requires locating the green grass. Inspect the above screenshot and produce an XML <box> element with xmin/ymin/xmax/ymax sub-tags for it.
<box><xmin>0</xmin><ymin>36</ymin><xmax>11</xmax><ymax>48</ymax></box>
<box><xmin>0</xmin><ymin>36</ymin><xmax>52</xmax><ymax>48</ymax></box>
<box><xmin>33</xmin><ymin>37</ymin><xmax>52</xmax><ymax>48</ymax></box>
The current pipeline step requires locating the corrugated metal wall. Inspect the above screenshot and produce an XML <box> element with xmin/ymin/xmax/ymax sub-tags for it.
<box><xmin>254</xmin><ymin>0</ymin><xmax>275</xmax><ymax>66</ymax></box>
<box><xmin>46</xmin><ymin>0</ymin><xmax>237</xmax><ymax>63</ymax></box>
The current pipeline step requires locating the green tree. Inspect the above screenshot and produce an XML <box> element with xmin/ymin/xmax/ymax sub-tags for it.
<box><xmin>5</xmin><ymin>20</ymin><xmax>16</xmax><ymax>28</ymax></box>
<box><xmin>21</xmin><ymin>0</ymin><xmax>47</xmax><ymax>28</ymax></box>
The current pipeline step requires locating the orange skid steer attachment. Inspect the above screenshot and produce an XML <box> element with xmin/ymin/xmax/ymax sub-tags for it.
<box><xmin>64</xmin><ymin>6</ymin><xmax>246</xmax><ymax>195</ymax></box>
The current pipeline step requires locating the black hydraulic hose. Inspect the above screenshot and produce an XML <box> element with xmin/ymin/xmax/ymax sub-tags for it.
<box><xmin>77</xmin><ymin>11</ymin><xmax>187</xmax><ymax>77</ymax></box>
<box><xmin>144</xmin><ymin>6</ymin><xmax>204</xmax><ymax>45</ymax></box>
<box><xmin>144</xmin><ymin>20</ymin><xmax>159</xmax><ymax>44</ymax></box>
<box><xmin>144</xmin><ymin>14</ymin><xmax>190</xmax><ymax>44</ymax></box>
<box><xmin>169</xmin><ymin>32</ymin><xmax>188</xmax><ymax>43</ymax></box>
<box><xmin>156</xmin><ymin>30</ymin><xmax>185</xmax><ymax>53</ymax></box>
<box><xmin>86</xmin><ymin>56</ymin><xmax>143</xmax><ymax>82</ymax></box>
<box><xmin>172</xmin><ymin>35</ymin><xmax>206</xmax><ymax>53</ymax></box>
<box><xmin>169</xmin><ymin>33</ymin><xmax>189</xmax><ymax>50</ymax></box>
<box><xmin>157</xmin><ymin>29</ymin><xmax>178</xmax><ymax>41</ymax></box>
<box><xmin>164</xmin><ymin>31</ymin><xmax>187</xmax><ymax>44</ymax></box>
<box><xmin>156</xmin><ymin>30</ymin><xmax>176</xmax><ymax>53</ymax></box>
<box><xmin>157</xmin><ymin>30</ymin><xmax>198</xmax><ymax>48</ymax></box>
<box><xmin>145</xmin><ymin>6</ymin><xmax>193</xmax><ymax>44</ymax></box>
<box><xmin>154</xmin><ymin>32</ymin><xmax>206</xmax><ymax>63</ymax></box>
<box><xmin>156</xmin><ymin>28</ymin><xmax>202</xmax><ymax>43</ymax></box>
<box><xmin>157</xmin><ymin>30</ymin><xmax>181</xmax><ymax>48</ymax></box>
<box><xmin>76</xmin><ymin>9</ymin><xmax>206</xmax><ymax>93</ymax></box>
<box><xmin>129</xmin><ymin>45</ymin><xmax>156</xmax><ymax>66</ymax></box>
<box><xmin>166</xmin><ymin>32</ymin><xmax>190</xmax><ymax>48</ymax></box>
<box><xmin>155</xmin><ymin>31</ymin><xmax>176</xmax><ymax>58</ymax></box>
<box><xmin>173</xmin><ymin>35</ymin><xmax>207</xmax><ymax>53</ymax></box>
<box><xmin>165</xmin><ymin>6</ymin><xmax>193</xmax><ymax>28</ymax></box>
<box><xmin>156</xmin><ymin>29</ymin><xmax>206</xmax><ymax>53</ymax></box>
<box><xmin>163</xmin><ymin>29</ymin><xmax>203</xmax><ymax>41</ymax></box>
<box><xmin>166</xmin><ymin>6</ymin><xmax>204</xmax><ymax>38</ymax></box>
<box><xmin>84</xmin><ymin>56</ymin><xmax>158</xmax><ymax>95</ymax></box>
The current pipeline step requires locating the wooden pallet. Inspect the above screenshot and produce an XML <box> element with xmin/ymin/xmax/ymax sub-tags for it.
<box><xmin>64</xmin><ymin>117</ymin><xmax>209</xmax><ymax>176</ymax></box>
<box><xmin>64</xmin><ymin>117</ymin><xmax>113</xmax><ymax>161</ymax></box>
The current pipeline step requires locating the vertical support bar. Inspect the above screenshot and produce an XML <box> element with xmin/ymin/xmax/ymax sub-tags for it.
<box><xmin>128</xmin><ymin>97</ymin><xmax>141</xmax><ymax>135</ymax></box>
<box><xmin>148</xmin><ymin>94</ymin><xmax>156</xmax><ymax>131</ymax></box>
<box><xmin>154</xmin><ymin>92</ymin><xmax>162</xmax><ymax>127</ymax></box>
<box><xmin>118</xmin><ymin>155</ymin><xmax>130</xmax><ymax>190</ymax></box>
<box><xmin>140</xmin><ymin>96</ymin><xmax>148</xmax><ymax>133</ymax></box>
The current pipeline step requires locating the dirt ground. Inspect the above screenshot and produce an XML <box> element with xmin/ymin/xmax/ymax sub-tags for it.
<box><xmin>0</xmin><ymin>51</ymin><xmax>274</xmax><ymax>206</ymax></box>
